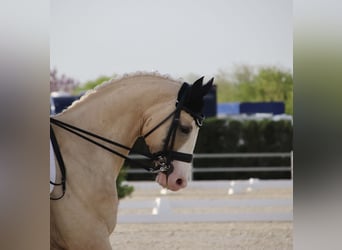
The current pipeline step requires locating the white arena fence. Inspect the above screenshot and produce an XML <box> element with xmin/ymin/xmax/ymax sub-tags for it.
<box><xmin>126</xmin><ymin>152</ymin><xmax>293</xmax><ymax>179</ymax></box>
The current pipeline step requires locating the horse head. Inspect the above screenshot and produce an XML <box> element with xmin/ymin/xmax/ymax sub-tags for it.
<box><xmin>142</xmin><ymin>76</ymin><xmax>213</xmax><ymax>191</ymax></box>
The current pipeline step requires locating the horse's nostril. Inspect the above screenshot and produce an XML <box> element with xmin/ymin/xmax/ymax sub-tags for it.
<box><xmin>176</xmin><ymin>178</ymin><xmax>183</xmax><ymax>186</ymax></box>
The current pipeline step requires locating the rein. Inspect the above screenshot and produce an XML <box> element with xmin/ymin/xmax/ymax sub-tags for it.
<box><xmin>50</xmin><ymin>82</ymin><xmax>204</xmax><ymax>200</ymax></box>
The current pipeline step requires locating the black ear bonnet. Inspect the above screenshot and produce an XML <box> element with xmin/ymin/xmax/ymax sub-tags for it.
<box><xmin>176</xmin><ymin>76</ymin><xmax>214</xmax><ymax>127</ymax></box>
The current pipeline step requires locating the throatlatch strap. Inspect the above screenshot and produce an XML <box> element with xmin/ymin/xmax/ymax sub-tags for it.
<box><xmin>142</xmin><ymin>111</ymin><xmax>176</xmax><ymax>139</ymax></box>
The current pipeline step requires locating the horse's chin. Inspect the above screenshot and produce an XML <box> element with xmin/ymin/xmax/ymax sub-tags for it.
<box><xmin>155</xmin><ymin>161</ymin><xmax>190</xmax><ymax>191</ymax></box>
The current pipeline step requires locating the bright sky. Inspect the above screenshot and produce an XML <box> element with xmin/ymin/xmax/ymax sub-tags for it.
<box><xmin>50</xmin><ymin>0</ymin><xmax>292</xmax><ymax>83</ymax></box>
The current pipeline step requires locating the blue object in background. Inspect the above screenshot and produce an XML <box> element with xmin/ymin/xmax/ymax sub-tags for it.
<box><xmin>202</xmin><ymin>85</ymin><xmax>217</xmax><ymax>118</ymax></box>
<box><xmin>240</xmin><ymin>102</ymin><xmax>284</xmax><ymax>115</ymax></box>
<box><xmin>217</xmin><ymin>103</ymin><xmax>240</xmax><ymax>115</ymax></box>
<box><xmin>52</xmin><ymin>95</ymin><xmax>81</xmax><ymax>114</ymax></box>
<box><xmin>218</xmin><ymin>101</ymin><xmax>285</xmax><ymax>116</ymax></box>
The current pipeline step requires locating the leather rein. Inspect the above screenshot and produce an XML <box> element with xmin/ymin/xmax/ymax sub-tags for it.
<box><xmin>50</xmin><ymin>83</ymin><xmax>204</xmax><ymax>200</ymax></box>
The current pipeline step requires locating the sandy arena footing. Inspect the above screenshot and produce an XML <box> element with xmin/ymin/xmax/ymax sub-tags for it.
<box><xmin>111</xmin><ymin>180</ymin><xmax>293</xmax><ymax>249</ymax></box>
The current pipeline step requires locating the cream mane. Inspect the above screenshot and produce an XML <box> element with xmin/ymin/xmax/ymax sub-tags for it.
<box><xmin>94</xmin><ymin>71</ymin><xmax>183</xmax><ymax>91</ymax></box>
<box><xmin>58</xmin><ymin>71</ymin><xmax>184</xmax><ymax>115</ymax></box>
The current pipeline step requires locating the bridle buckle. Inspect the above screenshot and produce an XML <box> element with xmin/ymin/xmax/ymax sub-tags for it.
<box><xmin>153</xmin><ymin>155</ymin><xmax>172</xmax><ymax>174</ymax></box>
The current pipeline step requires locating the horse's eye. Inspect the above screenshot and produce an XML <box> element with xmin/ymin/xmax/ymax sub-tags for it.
<box><xmin>179</xmin><ymin>125</ymin><xmax>192</xmax><ymax>134</ymax></box>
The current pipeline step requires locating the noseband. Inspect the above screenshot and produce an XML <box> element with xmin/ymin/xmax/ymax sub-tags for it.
<box><xmin>50</xmin><ymin>82</ymin><xmax>204</xmax><ymax>200</ymax></box>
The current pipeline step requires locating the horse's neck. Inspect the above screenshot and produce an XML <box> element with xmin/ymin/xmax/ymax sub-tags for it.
<box><xmin>58</xmin><ymin>86</ymin><xmax>141</xmax><ymax>146</ymax></box>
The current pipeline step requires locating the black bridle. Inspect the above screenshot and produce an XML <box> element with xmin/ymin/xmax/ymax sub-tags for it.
<box><xmin>50</xmin><ymin>82</ymin><xmax>204</xmax><ymax>200</ymax></box>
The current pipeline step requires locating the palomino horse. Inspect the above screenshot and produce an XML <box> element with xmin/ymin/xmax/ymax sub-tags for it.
<box><xmin>50</xmin><ymin>73</ymin><xmax>213</xmax><ymax>250</ymax></box>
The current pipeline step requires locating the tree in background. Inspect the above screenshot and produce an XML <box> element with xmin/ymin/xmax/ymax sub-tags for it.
<box><xmin>74</xmin><ymin>75</ymin><xmax>115</xmax><ymax>94</ymax></box>
<box><xmin>116</xmin><ymin>168</ymin><xmax>134</xmax><ymax>199</ymax></box>
<box><xmin>215</xmin><ymin>65</ymin><xmax>293</xmax><ymax>114</ymax></box>
<box><xmin>50</xmin><ymin>68</ymin><xmax>79</xmax><ymax>93</ymax></box>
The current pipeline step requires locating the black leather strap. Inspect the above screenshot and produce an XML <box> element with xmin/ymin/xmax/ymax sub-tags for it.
<box><xmin>50</xmin><ymin>125</ymin><xmax>67</xmax><ymax>200</ymax></box>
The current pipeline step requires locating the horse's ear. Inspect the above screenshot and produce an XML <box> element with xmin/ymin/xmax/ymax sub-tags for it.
<box><xmin>192</xmin><ymin>76</ymin><xmax>205</xmax><ymax>88</ymax></box>
<box><xmin>182</xmin><ymin>76</ymin><xmax>214</xmax><ymax>114</ymax></box>
<box><xmin>191</xmin><ymin>76</ymin><xmax>214</xmax><ymax>98</ymax></box>
<box><xmin>188</xmin><ymin>76</ymin><xmax>214</xmax><ymax>99</ymax></box>
<box><xmin>202</xmin><ymin>77</ymin><xmax>214</xmax><ymax>96</ymax></box>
